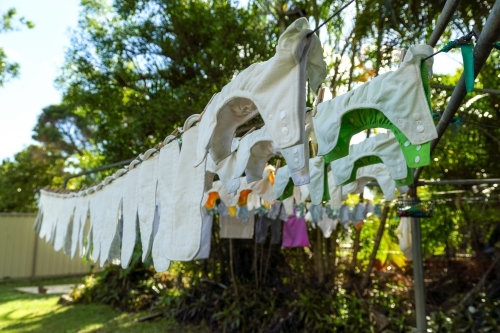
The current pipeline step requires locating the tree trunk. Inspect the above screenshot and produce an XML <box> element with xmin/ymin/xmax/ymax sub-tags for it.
<box><xmin>360</xmin><ymin>202</ymin><xmax>390</xmax><ymax>291</ymax></box>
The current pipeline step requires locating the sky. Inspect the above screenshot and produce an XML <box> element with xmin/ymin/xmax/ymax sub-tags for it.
<box><xmin>0</xmin><ymin>0</ymin><xmax>80</xmax><ymax>161</ymax></box>
<box><xmin>0</xmin><ymin>1</ymin><xmax>462</xmax><ymax>162</ymax></box>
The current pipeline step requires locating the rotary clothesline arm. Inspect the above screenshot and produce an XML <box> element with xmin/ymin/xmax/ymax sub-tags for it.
<box><xmin>414</xmin><ymin>0</ymin><xmax>500</xmax><ymax>181</ymax></box>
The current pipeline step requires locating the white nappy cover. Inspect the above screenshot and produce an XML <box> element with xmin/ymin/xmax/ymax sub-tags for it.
<box><xmin>153</xmin><ymin>136</ymin><xmax>178</xmax><ymax>272</ymax></box>
<box><xmin>196</xmin><ymin>17</ymin><xmax>326</xmax><ymax>166</ymax></box>
<box><xmin>313</xmin><ymin>45</ymin><xmax>436</xmax><ymax>167</ymax></box>
<box><xmin>327</xmin><ymin>169</ymin><xmax>343</xmax><ymax>210</ymax></box>
<box><xmin>307</xmin><ymin>156</ymin><xmax>326</xmax><ymax>205</ymax></box>
<box><xmin>278</xmin><ymin>111</ymin><xmax>314</xmax><ymax>185</ymax></box>
<box><xmin>121</xmin><ymin>159</ymin><xmax>141</xmax><ymax>268</ymax></box>
<box><xmin>163</xmin><ymin>115</ymin><xmax>205</xmax><ymax>261</ymax></box>
<box><xmin>273</xmin><ymin>165</ymin><xmax>291</xmax><ymax>200</ymax></box>
<box><xmin>317</xmin><ymin>207</ymin><xmax>338</xmax><ymax>238</ymax></box>
<box><xmin>99</xmin><ymin>175</ymin><xmax>125</xmax><ymax>266</ymax></box>
<box><xmin>247</xmin><ymin>165</ymin><xmax>275</xmax><ymax>203</ymax></box>
<box><xmin>137</xmin><ymin>148</ymin><xmax>160</xmax><ymax>261</ymax></box>
<box><xmin>53</xmin><ymin>193</ymin><xmax>75</xmax><ymax>251</ymax></box>
<box><xmin>207</xmin><ymin>128</ymin><xmax>275</xmax><ymax>195</ymax></box>
<box><xmin>341</xmin><ymin>164</ymin><xmax>406</xmax><ymax>201</ymax></box>
<box><xmin>331</xmin><ymin>133</ymin><xmax>410</xmax><ymax>186</ymax></box>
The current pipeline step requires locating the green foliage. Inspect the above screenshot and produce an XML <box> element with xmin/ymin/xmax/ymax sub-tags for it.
<box><xmin>0</xmin><ymin>8</ymin><xmax>33</xmax><ymax>86</ymax></box>
<box><xmin>0</xmin><ymin>145</ymin><xmax>67</xmax><ymax>212</ymax></box>
<box><xmin>56</xmin><ymin>0</ymin><xmax>276</xmax><ymax>162</ymax></box>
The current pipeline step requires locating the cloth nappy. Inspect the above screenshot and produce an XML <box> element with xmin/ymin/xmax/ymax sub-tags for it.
<box><xmin>342</xmin><ymin>164</ymin><xmax>408</xmax><ymax>201</ymax></box>
<box><xmin>196</xmin><ymin>17</ymin><xmax>326</xmax><ymax>166</ymax></box>
<box><xmin>313</xmin><ymin>45</ymin><xmax>436</xmax><ymax>169</ymax></box>
<box><xmin>331</xmin><ymin>133</ymin><xmax>413</xmax><ymax>187</ymax></box>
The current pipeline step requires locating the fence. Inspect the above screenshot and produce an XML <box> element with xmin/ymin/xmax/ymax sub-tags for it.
<box><xmin>0</xmin><ymin>213</ymin><xmax>95</xmax><ymax>279</ymax></box>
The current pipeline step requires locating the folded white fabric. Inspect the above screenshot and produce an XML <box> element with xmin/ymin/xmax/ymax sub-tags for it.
<box><xmin>196</xmin><ymin>17</ymin><xmax>326</xmax><ymax>166</ymax></box>
<box><xmin>206</xmin><ymin>127</ymin><xmax>275</xmax><ymax>194</ymax></box>
<box><xmin>313</xmin><ymin>45</ymin><xmax>436</xmax><ymax>168</ymax></box>
<box><xmin>76</xmin><ymin>193</ymin><xmax>90</xmax><ymax>258</ymax></box>
<box><xmin>52</xmin><ymin>193</ymin><xmax>76</xmax><ymax>252</ymax></box>
<box><xmin>121</xmin><ymin>160</ymin><xmax>141</xmax><ymax>268</ymax></box>
<box><xmin>137</xmin><ymin>148</ymin><xmax>160</xmax><ymax>261</ymax></box>
<box><xmin>70</xmin><ymin>191</ymin><xmax>88</xmax><ymax>259</ymax></box>
<box><xmin>89</xmin><ymin>184</ymin><xmax>107</xmax><ymax>263</ymax></box>
<box><xmin>341</xmin><ymin>164</ymin><xmax>408</xmax><ymax>201</ymax></box>
<box><xmin>36</xmin><ymin>190</ymin><xmax>53</xmax><ymax>242</ymax></box>
<box><xmin>62</xmin><ymin>195</ymin><xmax>77</xmax><ymax>254</ymax></box>
<box><xmin>195</xmin><ymin>209</ymin><xmax>213</xmax><ymax>259</ymax></box>
<box><xmin>331</xmin><ymin>133</ymin><xmax>410</xmax><ymax>186</ymax></box>
<box><xmin>99</xmin><ymin>175</ymin><xmax>125</xmax><ymax>266</ymax></box>
<box><xmin>396</xmin><ymin>217</ymin><xmax>413</xmax><ymax>260</ymax></box>
<box><xmin>153</xmin><ymin>136</ymin><xmax>178</xmax><ymax>272</ymax></box>
<box><xmin>163</xmin><ymin>115</ymin><xmax>205</xmax><ymax>261</ymax></box>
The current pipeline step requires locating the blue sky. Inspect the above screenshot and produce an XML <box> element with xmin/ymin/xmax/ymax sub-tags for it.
<box><xmin>0</xmin><ymin>1</ymin><xmax>461</xmax><ymax>162</ymax></box>
<box><xmin>0</xmin><ymin>0</ymin><xmax>80</xmax><ymax>161</ymax></box>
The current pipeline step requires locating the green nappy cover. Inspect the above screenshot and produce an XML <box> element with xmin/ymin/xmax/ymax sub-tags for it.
<box><xmin>324</xmin><ymin>61</ymin><xmax>433</xmax><ymax>169</ymax></box>
<box><xmin>340</xmin><ymin>155</ymin><xmax>414</xmax><ymax>186</ymax></box>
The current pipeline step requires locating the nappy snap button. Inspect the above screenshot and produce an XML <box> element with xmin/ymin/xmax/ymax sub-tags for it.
<box><xmin>413</xmin><ymin>113</ymin><xmax>421</xmax><ymax>121</ymax></box>
<box><xmin>417</xmin><ymin>120</ymin><xmax>422</xmax><ymax>125</ymax></box>
<box><xmin>404</xmin><ymin>141</ymin><xmax>410</xmax><ymax>147</ymax></box>
<box><xmin>416</xmin><ymin>145</ymin><xmax>421</xmax><ymax>151</ymax></box>
<box><xmin>280</xmin><ymin>111</ymin><xmax>286</xmax><ymax>119</ymax></box>
<box><xmin>415</xmin><ymin>156</ymin><xmax>420</xmax><ymax>163</ymax></box>
<box><xmin>420</xmin><ymin>133</ymin><xmax>425</xmax><ymax>139</ymax></box>
<box><xmin>293</xmin><ymin>148</ymin><xmax>298</xmax><ymax>154</ymax></box>
<box><xmin>335</xmin><ymin>147</ymin><xmax>340</xmax><ymax>151</ymax></box>
<box><xmin>417</xmin><ymin>125</ymin><xmax>424</xmax><ymax>133</ymax></box>
<box><xmin>350</xmin><ymin>118</ymin><xmax>354</xmax><ymax>123</ymax></box>
<box><xmin>398</xmin><ymin>119</ymin><xmax>403</xmax><ymax>124</ymax></box>
<box><xmin>397</xmin><ymin>166</ymin><xmax>402</xmax><ymax>172</ymax></box>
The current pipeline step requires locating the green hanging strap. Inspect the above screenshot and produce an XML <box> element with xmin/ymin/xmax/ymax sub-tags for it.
<box><xmin>460</xmin><ymin>44</ymin><xmax>474</xmax><ymax>92</ymax></box>
<box><xmin>426</xmin><ymin>31</ymin><xmax>476</xmax><ymax>93</ymax></box>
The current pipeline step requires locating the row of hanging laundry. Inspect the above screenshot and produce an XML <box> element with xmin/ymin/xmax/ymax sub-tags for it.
<box><xmin>34</xmin><ymin>17</ymin><xmax>437</xmax><ymax>272</ymax></box>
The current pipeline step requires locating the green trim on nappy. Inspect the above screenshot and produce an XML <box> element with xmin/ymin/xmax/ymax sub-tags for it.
<box><xmin>340</xmin><ymin>155</ymin><xmax>414</xmax><ymax>186</ymax></box>
<box><xmin>279</xmin><ymin>178</ymin><xmax>295</xmax><ymax>201</ymax></box>
<box><xmin>325</xmin><ymin>61</ymin><xmax>433</xmax><ymax>169</ymax></box>
<box><xmin>323</xmin><ymin>163</ymin><xmax>331</xmax><ymax>202</ymax></box>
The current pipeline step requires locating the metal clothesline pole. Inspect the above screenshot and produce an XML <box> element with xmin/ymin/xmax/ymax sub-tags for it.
<box><xmin>431</xmin><ymin>83</ymin><xmax>500</xmax><ymax>95</ymax></box>
<box><xmin>410</xmin><ymin>1</ymin><xmax>464</xmax><ymax>331</ymax></box>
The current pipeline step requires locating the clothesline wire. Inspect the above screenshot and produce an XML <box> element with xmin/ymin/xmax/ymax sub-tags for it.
<box><xmin>307</xmin><ymin>0</ymin><xmax>355</xmax><ymax>36</ymax></box>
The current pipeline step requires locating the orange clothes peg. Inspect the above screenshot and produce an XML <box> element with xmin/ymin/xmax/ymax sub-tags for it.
<box><xmin>205</xmin><ymin>191</ymin><xmax>219</xmax><ymax>210</ymax></box>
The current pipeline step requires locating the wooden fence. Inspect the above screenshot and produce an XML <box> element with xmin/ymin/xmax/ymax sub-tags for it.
<box><xmin>0</xmin><ymin>213</ymin><xmax>95</xmax><ymax>279</ymax></box>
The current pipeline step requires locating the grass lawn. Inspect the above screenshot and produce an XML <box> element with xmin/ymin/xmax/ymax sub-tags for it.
<box><xmin>0</xmin><ymin>276</ymin><xmax>207</xmax><ymax>333</ymax></box>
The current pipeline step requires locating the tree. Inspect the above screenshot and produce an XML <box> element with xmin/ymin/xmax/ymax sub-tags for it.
<box><xmin>0</xmin><ymin>8</ymin><xmax>33</xmax><ymax>86</ymax></box>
